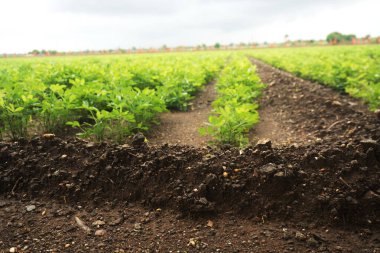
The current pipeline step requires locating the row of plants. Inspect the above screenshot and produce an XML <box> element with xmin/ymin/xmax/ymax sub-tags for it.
<box><xmin>200</xmin><ymin>55</ymin><xmax>266</xmax><ymax>146</ymax></box>
<box><xmin>249</xmin><ymin>45</ymin><xmax>380</xmax><ymax>110</ymax></box>
<box><xmin>0</xmin><ymin>52</ymin><xmax>226</xmax><ymax>141</ymax></box>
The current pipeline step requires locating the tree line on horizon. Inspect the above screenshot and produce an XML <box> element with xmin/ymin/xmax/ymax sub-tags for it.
<box><xmin>2</xmin><ymin>32</ymin><xmax>380</xmax><ymax>57</ymax></box>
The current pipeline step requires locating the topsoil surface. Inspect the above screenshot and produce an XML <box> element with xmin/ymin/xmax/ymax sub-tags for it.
<box><xmin>0</xmin><ymin>58</ymin><xmax>380</xmax><ymax>252</ymax></box>
<box><xmin>250</xmin><ymin>58</ymin><xmax>379</xmax><ymax>147</ymax></box>
<box><xmin>147</xmin><ymin>81</ymin><xmax>216</xmax><ymax>146</ymax></box>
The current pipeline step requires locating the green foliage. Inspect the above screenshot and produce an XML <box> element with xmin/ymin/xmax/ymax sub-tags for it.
<box><xmin>250</xmin><ymin>45</ymin><xmax>380</xmax><ymax>110</ymax></box>
<box><xmin>0</xmin><ymin>91</ymin><xmax>5</xmax><ymax>139</ymax></box>
<box><xmin>0</xmin><ymin>88</ymin><xmax>40</xmax><ymax>140</ymax></box>
<box><xmin>40</xmin><ymin>84</ymin><xmax>78</xmax><ymax>133</ymax></box>
<box><xmin>201</xmin><ymin>102</ymin><xmax>259</xmax><ymax>146</ymax></box>
<box><xmin>326</xmin><ymin>32</ymin><xmax>356</xmax><ymax>43</ymax></box>
<box><xmin>0</xmin><ymin>52</ymin><xmax>226</xmax><ymax>141</ymax></box>
<box><xmin>200</xmin><ymin>55</ymin><xmax>265</xmax><ymax>147</ymax></box>
<box><xmin>67</xmin><ymin>102</ymin><xmax>135</xmax><ymax>142</ymax></box>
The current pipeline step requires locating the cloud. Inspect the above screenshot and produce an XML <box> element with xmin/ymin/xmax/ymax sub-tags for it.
<box><xmin>50</xmin><ymin>0</ymin><xmax>189</xmax><ymax>16</ymax></box>
<box><xmin>0</xmin><ymin>0</ymin><xmax>378</xmax><ymax>53</ymax></box>
<box><xmin>50</xmin><ymin>0</ymin><xmax>358</xmax><ymax>18</ymax></box>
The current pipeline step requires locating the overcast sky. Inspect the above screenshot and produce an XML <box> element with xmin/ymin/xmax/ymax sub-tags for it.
<box><xmin>0</xmin><ymin>0</ymin><xmax>379</xmax><ymax>53</ymax></box>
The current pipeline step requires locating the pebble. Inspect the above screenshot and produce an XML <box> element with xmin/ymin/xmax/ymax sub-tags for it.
<box><xmin>92</xmin><ymin>220</ymin><xmax>105</xmax><ymax>226</ymax></box>
<box><xmin>198</xmin><ymin>197</ymin><xmax>208</xmax><ymax>205</ymax></box>
<box><xmin>95</xmin><ymin>229</ymin><xmax>107</xmax><ymax>236</ymax></box>
<box><xmin>189</xmin><ymin>238</ymin><xmax>197</xmax><ymax>247</ymax></box>
<box><xmin>134</xmin><ymin>223</ymin><xmax>142</xmax><ymax>230</ymax></box>
<box><xmin>110</xmin><ymin>217</ymin><xmax>123</xmax><ymax>226</ymax></box>
<box><xmin>295</xmin><ymin>231</ymin><xmax>306</xmax><ymax>241</ymax></box>
<box><xmin>26</xmin><ymin>205</ymin><xmax>36</xmax><ymax>212</ymax></box>
<box><xmin>9</xmin><ymin>247</ymin><xmax>17</xmax><ymax>253</ymax></box>
<box><xmin>274</xmin><ymin>171</ymin><xmax>285</xmax><ymax>177</ymax></box>
<box><xmin>259</xmin><ymin>163</ymin><xmax>278</xmax><ymax>174</ymax></box>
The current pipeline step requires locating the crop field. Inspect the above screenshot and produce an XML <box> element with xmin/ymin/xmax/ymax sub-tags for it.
<box><xmin>1</xmin><ymin>45</ymin><xmax>380</xmax><ymax>252</ymax></box>
<box><xmin>249</xmin><ymin>45</ymin><xmax>380</xmax><ymax>110</ymax></box>
<box><xmin>0</xmin><ymin>53</ymin><xmax>227</xmax><ymax>141</ymax></box>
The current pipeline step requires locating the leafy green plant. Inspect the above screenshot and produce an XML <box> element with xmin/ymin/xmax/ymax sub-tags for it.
<box><xmin>0</xmin><ymin>91</ymin><xmax>5</xmax><ymax>139</ymax></box>
<box><xmin>116</xmin><ymin>87</ymin><xmax>167</xmax><ymax>131</ymax></box>
<box><xmin>67</xmin><ymin>100</ymin><xmax>135</xmax><ymax>142</ymax></box>
<box><xmin>40</xmin><ymin>84</ymin><xmax>78</xmax><ymax>133</ymax></box>
<box><xmin>200</xmin><ymin>55</ymin><xmax>265</xmax><ymax>147</ymax></box>
<box><xmin>200</xmin><ymin>102</ymin><xmax>259</xmax><ymax>146</ymax></box>
<box><xmin>1</xmin><ymin>93</ymin><xmax>39</xmax><ymax>140</ymax></box>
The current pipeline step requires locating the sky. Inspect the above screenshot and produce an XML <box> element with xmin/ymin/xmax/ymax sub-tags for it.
<box><xmin>0</xmin><ymin>0</ymin><xmax>379</xmax><ymax>54</ymax></box>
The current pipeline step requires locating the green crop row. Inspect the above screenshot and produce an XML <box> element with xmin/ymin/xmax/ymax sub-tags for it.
<box><xmin>0</xmin><ymin>53</ymin><xmax>226</xmax><ymax>141</ymax></box>
<box><xmin>249</xmin><ymin>45</ymin><xmax>380</xmax><ymax>110</ymax></box>
<box><xmin>200</xmin><ymin>55</ymin><xmax>266</xmax><ymax>146</ymax></box>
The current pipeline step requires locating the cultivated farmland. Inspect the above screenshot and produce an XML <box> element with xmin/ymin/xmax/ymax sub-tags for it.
<box><xmin>0</xmin><ymin>46</ymin><xmax>379</xmax><ymax>252</ymax></box>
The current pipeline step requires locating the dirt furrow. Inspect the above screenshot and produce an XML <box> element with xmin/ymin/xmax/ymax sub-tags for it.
<box><xmin>250</xmin><ymin>58</ymin><xmax>379</xmax><ymax>147</ymax></box>
<box><xmin>147</xmin><ymin>81</ymin><xmax>216</xmax><ymax>146</ymax></box>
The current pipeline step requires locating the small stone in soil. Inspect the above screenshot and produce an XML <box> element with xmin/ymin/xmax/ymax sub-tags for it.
<box><xmin>295</xmin><ymin>231</ymin><xmax>306</xmax><ymax>241</ymax></box>
<box><xmin>134</xmin><ymin>223</ymin><xmax>142</xmax><ymax>230</ymax></box>
<box><xmin>110</xmin><ymin>217</ymin><xmax>123</xmax><ymax>226</ymax></box>
<box><xmin>95</xmin><ymin>229</ymin><xmax>107</xmax><ymax>236</ymax></box>
<box><xmin>189</xmin><ymin>238</ymin><xmax>197</xmax><ymax>247</ymax></box>
<box><xmin>26</xmin><ymin>205</ymin><xmax>36</xmax><ymax>212</ymax></box>
<box><xmin>259</xmin><ymin>163</ymin><xmax>278</xmax><ymax>174</ymax></box>
<box><xmin>92</xmin><ymin>220</ymin><xmax>105</xmax><ymax>226</ymax></box>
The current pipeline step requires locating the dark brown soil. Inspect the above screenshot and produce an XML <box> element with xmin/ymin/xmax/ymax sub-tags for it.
<box><xmin>147</xmin><ymin>81</ymin><xmax>216</xmax><ymax>146</ymax></box>
<box><xmin>1</xmin><ymin>59</ymin><xmax>380</xmax><ymax>252</ymax></box>
<box><xmin>250</xmin><ymin>58</ymin><xmax>379</xmax><ymax>147</ymax></box>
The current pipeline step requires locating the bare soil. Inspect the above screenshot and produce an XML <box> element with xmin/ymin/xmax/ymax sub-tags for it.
<box><xmin>250</xmin><ymin>58</ymin><xmax>379</xmax><ymax>147</ymax></box>
<box><xmin>1</xmin><ymin>59</ymin><xmax>380</xmax><ymax>252</ymax></box>
<box><xmin>147</xmin><ymin>81</ymin><xmax>216</xmax><ymax>146</ymax></box>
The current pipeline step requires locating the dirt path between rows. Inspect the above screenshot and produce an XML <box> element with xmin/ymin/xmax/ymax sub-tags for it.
<box><xmin>250</xmin><ymin>58</ymin><xmax>379</xmax><ymax>147</ymax></box>
<box><xmin>147</xmin><ymin>81</ymin><xmax>216</xmax><ymax>146</ymax></box>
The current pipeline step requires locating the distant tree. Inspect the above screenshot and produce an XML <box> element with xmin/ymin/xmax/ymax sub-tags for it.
<box><xmin>326</xmin><ymin>32</ymin><xmax>343</xmax><ymax>42</ymax></box>
<box><xmin>30</xmin><ymin>49</ymin><xmax>40</xmax><ymax>55</ymax></box>
<box><xmin>326</xmin><ymin>32</ymin><xmax>356</xmax><ymax>43</ymax></box>
<box><xmin>214</xmin><ymin>42</ymin><xmax>221</xmax><ymax>49</ymax></box>
<box><xmin>343</xmin><ymin>34</ymin><xmax>356</xmax><ymax>41</ymax></box>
